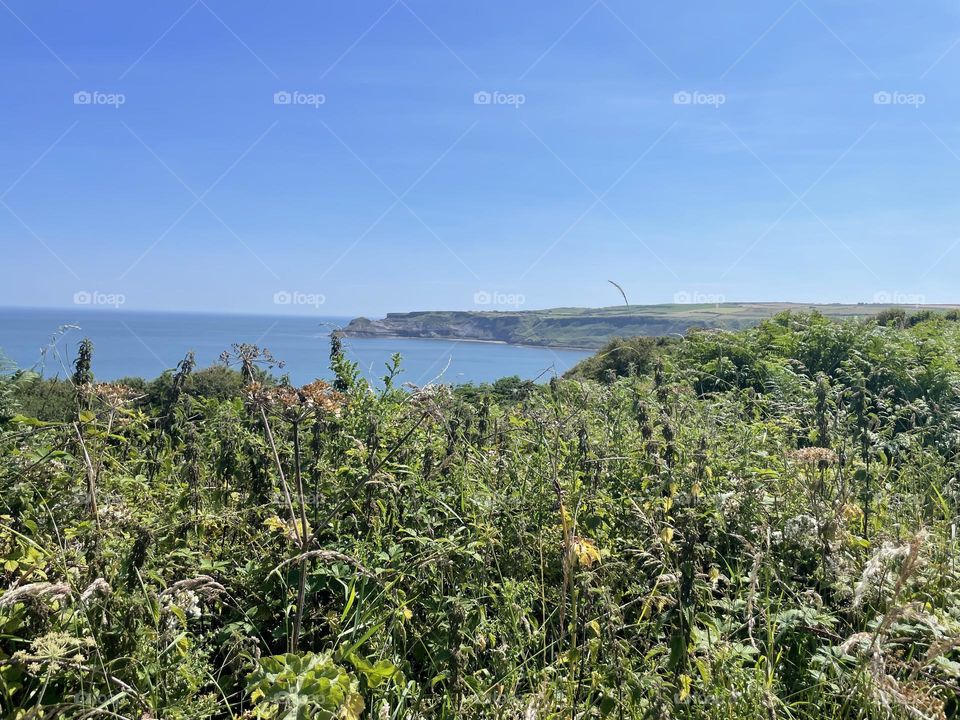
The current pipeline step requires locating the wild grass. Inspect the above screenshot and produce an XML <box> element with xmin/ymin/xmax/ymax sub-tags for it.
<box><xmin>1</xmin><ymin>311</ymin><xmax>959</xmax><ymax>718</ymax></box>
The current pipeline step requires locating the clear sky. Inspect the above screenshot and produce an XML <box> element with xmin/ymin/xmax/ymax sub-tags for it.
<box><xmin>1</xmin><ymin>1</ymin><xmax>959</xmax><ymax>317</ymax></box>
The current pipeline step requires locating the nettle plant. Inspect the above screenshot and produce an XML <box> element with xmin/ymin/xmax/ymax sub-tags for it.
<box><xmin>1</xmin><ymin>315</ymin><xmax>960</xmax><ymax>718</ymax></box>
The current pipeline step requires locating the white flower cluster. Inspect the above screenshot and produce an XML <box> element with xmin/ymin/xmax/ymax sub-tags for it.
<box><xmin>163</xmin><ymin>588</ymin><xmax>202</xmax><ymax>629</ymax></box>
<box><xmin>853</xmin><ymin>541</ymin><xmax>911</xmax><ymax>607</ymax></box>
<box><xmin>784</xmin><ymin>514</ymin><xmax>818</xmax><ymax>543</ymax></box>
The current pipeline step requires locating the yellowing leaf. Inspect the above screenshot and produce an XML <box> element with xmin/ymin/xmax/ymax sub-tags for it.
<box><xmin>263</xmin><ymin>515</ymin><xmax>311</xmax><ymax>543</ymax></box>
<box><xmin>176</xmin><ymin>634</ymin><xmax>191</xmax><ymax>656</ymax></box>
<box><xmin>263</xmin><ymin>516</ymin><xmax>286</xmax><ymax>532</ymax></box>
<box><xmin>572</xmin><ymin>536</ymin><xmax>602</xmax><ymax>567</ymax></box>
<box><xmin>340</xmin><ymin>690</ymin><xmax>364</xmax><ymax>720</ymax></box>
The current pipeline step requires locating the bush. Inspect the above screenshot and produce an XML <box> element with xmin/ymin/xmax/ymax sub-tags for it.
<box><xmin>564</xmin><ymin>335</ymin><xmax>670</xmax><ymax>382</ymax></box>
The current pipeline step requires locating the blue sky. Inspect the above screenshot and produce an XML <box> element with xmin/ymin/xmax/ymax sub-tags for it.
<box><xmin>1</xmin><ymin>0</ymin><xmax>959</xmax><ymax>316</ymax></box>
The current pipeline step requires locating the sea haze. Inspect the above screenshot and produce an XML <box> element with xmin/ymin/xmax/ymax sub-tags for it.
<box><xmin>0</xmin><ymin>308</ymin><xmax>591</xmax><ymax>386</ymax></box>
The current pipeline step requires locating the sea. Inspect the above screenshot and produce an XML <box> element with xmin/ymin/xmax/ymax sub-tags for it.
<box><xmin>0</xmin><ymin>308</ymin><xmax>592</xmax><ymax>386</ymax></box>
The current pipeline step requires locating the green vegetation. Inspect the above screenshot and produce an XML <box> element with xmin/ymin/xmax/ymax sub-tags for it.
<box><xmin>563</xmin><ymin>336</ymin><xmax>675</xmax><ymax>382</ymax></box>
<box><xmin>12</xmin><ymin>364</ymin><xmax>251</xmax><ymax>424</ymax></box>
<box><xmin>343</xmin><ymin>302</ymin><xmax>960</xmax><ymax>349</ymax></box>
<box><xmin>2</xmin><ymin>312</ymin><xmax>960</xmax><ymax>718</ymax></box>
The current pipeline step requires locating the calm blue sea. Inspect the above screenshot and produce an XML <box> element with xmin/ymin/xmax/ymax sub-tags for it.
<box><xmin>0</xmin><ymin>308</ymin><xmax>591</xmax><ymax>386</ymax></box>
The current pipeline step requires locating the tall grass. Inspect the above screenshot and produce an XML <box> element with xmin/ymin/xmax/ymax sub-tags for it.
<box><xmin>1</xmin><ymin>312</ymin><xmax>959</xmax><ymax>718</ymax></box>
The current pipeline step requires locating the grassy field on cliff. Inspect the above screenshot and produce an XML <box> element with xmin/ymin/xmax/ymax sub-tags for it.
<box><xmin>344</xmin><ymin>303</ymin><xmax>960</xmax><ymax>349</ymax></box>
<box><xmin>2</xmin><ymin>310</ymin><xmax>960</xmax><ymax>718</ymax></box>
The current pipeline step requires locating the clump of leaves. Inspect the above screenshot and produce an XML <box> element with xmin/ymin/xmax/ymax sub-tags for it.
<box><xmin>247</xmin><ymin>652</ymin><xmax>363</xmax><ymax>720</ymax></box>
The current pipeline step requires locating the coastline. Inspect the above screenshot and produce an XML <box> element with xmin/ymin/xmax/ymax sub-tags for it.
<box><xmin>340</xmin><ymin>332</ymin><xmax>596</xmax><ymax>352</ymax></box>
<box><xmin>340</xmin><ymin>302</ymin><xmax>960</xmax><ymax>354</ymax></box>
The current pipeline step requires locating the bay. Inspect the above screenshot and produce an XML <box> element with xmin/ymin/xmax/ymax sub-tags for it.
<box><xmin>0</xmin><ymin>308</ymin><xmax>591</xmax><ymax>386</ymax></box>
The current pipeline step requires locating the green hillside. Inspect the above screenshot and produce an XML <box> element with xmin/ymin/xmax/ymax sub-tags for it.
<box><xmin>343</xmin><ymin>302</ymin><xmax>960</xmax><ymax>348</ymax></box>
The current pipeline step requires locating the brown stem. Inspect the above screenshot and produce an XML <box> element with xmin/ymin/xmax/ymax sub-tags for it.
<box><xmin>293</xmin><ymin>423</ymin><xmax>309</xmax><ymax>544</ymax></box>
<box><xmin>292</xmin><ymin>422</ymin><xmax>309</xmax><ymax>652</ymax></box>
<box><xmin>73</xmin><ymin>422</ymin><xmax>101</xmax><ymax>532</ymax></box>
<box><xmin>259</xmin><ymin>407</ymin><xmax>303</xmax><ymax>547</ymax></box>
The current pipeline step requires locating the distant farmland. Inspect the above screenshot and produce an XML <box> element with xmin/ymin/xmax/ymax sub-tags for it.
<box><xmin>343</xmin><ymin>302</ymin><xmax>960</xmax><ymax>348</ymax></box>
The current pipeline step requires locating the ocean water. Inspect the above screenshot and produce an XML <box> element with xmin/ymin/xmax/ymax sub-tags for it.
<box><xmin>0</xmin><ymin>308</ymin><xmax>592</xmax><ymax>386</ymax></box>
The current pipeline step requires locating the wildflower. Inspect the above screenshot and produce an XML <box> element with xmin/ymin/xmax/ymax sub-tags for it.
<box><xmin>784</xmin><ymin>514</ymin><xmax>818</xmax><ymax>543</ymax></box>
<box><xmin>98</xmin><ymin>503</ymin><xmax>134</xmax><ymax>525</ymax></box>
<box><xmin>74</xmin><ymin>381</ymin><xmax>95</xmax><ymax>402</ymax></box>
<box><xmin>12</xmin><ymin>632</ymin><xmax>94</xmax><ymax>674</ymax></box>
<box><xmin>162</xmin><ymin>588</ymin><xmax>202</xmax><ymax>629</ymax></box>
<box><xmin>708</xmin><ymin>565</ymin><xmax>721</xmax><ymax>587</ymax></box>
<box><xmin>271</xmin><ymin>384</ymin><xmax>302</xmax><ymax>414</ymax></box>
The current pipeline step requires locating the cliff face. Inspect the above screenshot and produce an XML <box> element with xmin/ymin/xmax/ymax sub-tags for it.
<box><xmin>345</xmin><ymin>313</ymin><xmax>520</xmax><ymax>343</ymax></box>
<box><xmin>342</xmin><ymin>303</ymin><xmax>960</xmax><ymax>349</ymax></box>
<box><xmin>342</xmin><ymin>308</ymin><xmax>755</xmax><ymax>348</ymax></box>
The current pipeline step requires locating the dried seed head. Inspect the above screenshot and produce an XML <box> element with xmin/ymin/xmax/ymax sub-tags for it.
<box><xmin>93</xmin><ymin>382</ymin><xmax>137</xmax><ymax>408</ymax></box>
<box><xmin>79</xmin><ymin>578</ymin><xmax>111</xmax><ymax>603</ymax></box>
<box><xmin>0</xmin><ymin>582</ymin><xmax>72</xmax><ymax>608</ymax></box>
<box><xmin>245</xmin><ymin>380</ymin><xmax>344</xmax><ymax>420</ymax></box>
<box><xmin>789</xmin><ymin>447</ymin><xmax>839</xmax><ymax>468</ymax></box>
